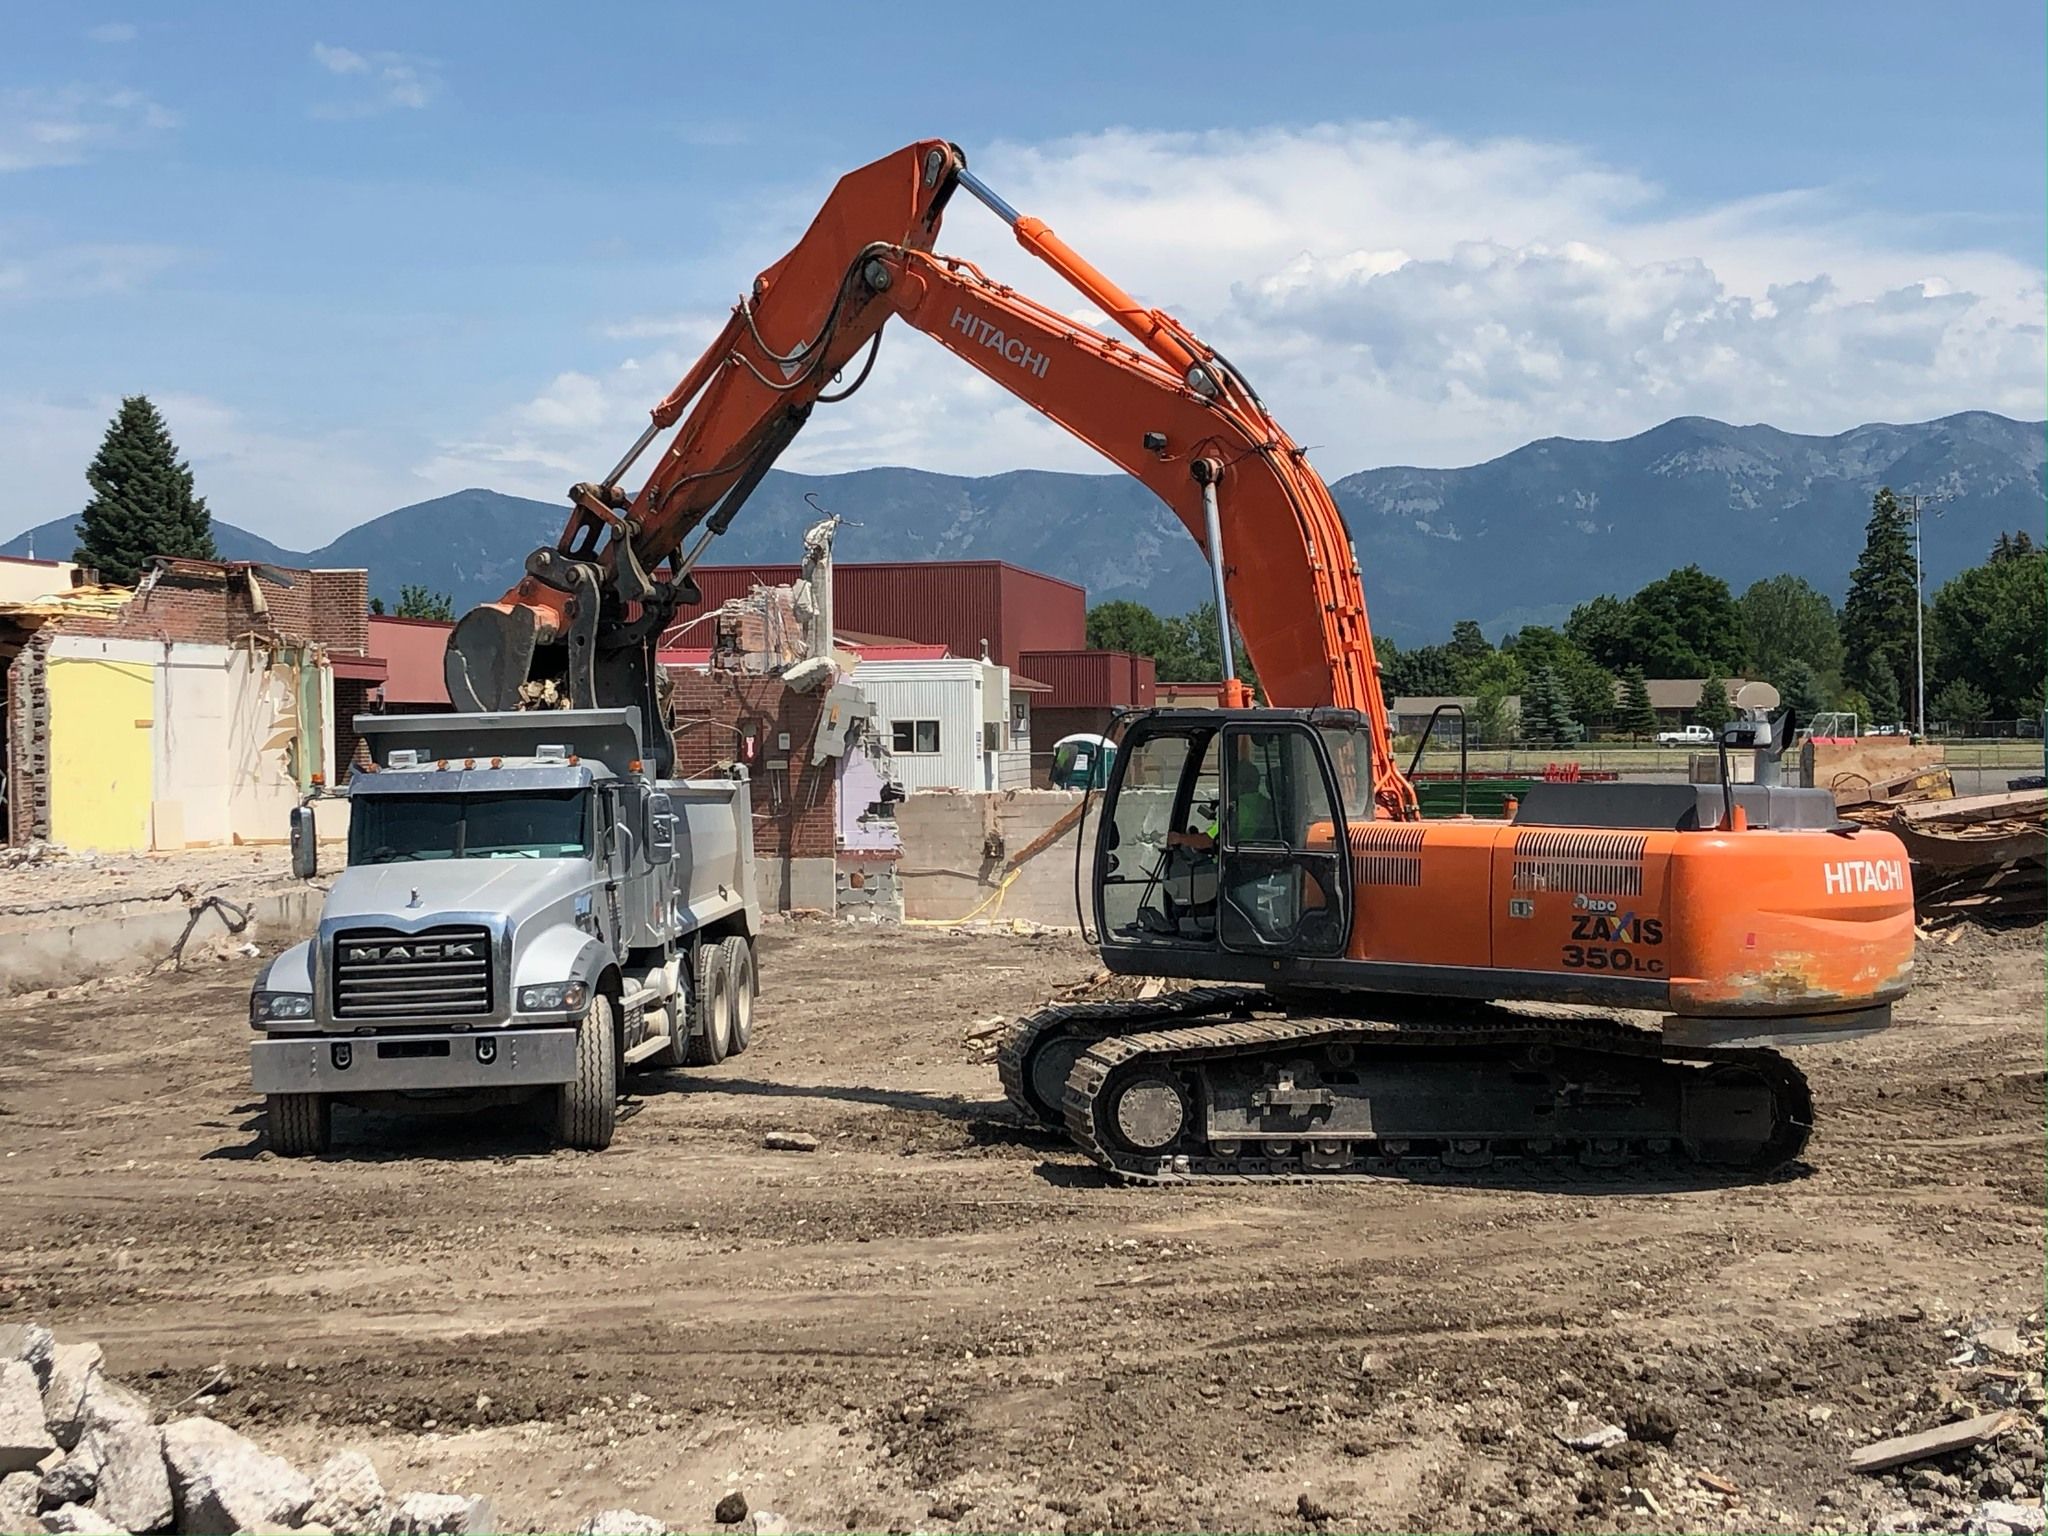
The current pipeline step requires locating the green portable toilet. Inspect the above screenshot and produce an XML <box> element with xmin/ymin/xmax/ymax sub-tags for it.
<box><xmin>1049</xmin><ymin>733</ymin><xmax>1116</xmax><ymax>790</ymax></box>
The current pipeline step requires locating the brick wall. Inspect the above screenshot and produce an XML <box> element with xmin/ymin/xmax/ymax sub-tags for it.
<box><xmin>87</xmin><ymin>560</ymin><xmax>369</xmax><ymax>652</ymax></box>
<box><xmin>668</xmin><ymin>668</ymin><xmax>836</xmax><ymax>864</ymax></box>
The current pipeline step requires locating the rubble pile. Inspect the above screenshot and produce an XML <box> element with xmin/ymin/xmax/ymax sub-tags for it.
<box><xmin>1868</xmin><ymin>790</ymin><xmax>2048</xmax><ymax>929</ymax></box>
<box><xmin>0</xmin><ymin>1324</ymin><xmax>731</xmax><ymax>1536</ymax></box>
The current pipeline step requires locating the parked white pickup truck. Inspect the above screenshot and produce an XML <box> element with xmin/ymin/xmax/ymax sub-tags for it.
<box><xmin>1655</xmin><ymin>724</ymin><xmax>1716</xmax><ymax>747</ymax></box>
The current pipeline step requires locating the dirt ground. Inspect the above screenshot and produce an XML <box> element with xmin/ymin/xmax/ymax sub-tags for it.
<box><xmin>0</xmin><ymin>920</ymin><xmax>2040</xmax><ymax>1535</ymax></box>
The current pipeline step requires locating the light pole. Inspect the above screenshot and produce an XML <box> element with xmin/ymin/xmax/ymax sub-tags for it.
<box><xmin>1897</xmin><ymin>489</ymin><xmax>1952</xmax><ymax>737</ymax></box>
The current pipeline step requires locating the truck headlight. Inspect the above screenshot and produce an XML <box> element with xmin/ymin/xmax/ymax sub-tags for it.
<box><xmin>251</xmin><ymin>991</ymin><xmax>314</xmax><ymax>1026</ymax></box>
<box><xmin>517</xmin><ymin>981</ymin><xmax>588</xmax><ymax>1013</ymax></box>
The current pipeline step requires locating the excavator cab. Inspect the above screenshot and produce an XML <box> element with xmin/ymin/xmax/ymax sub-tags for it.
<box><xmin>1093</xmin><ymin>710</ymin><xmax>1369</xmax><ymax>967</ymax></box>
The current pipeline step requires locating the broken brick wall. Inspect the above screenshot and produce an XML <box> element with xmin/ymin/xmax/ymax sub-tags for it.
<box><xmin>669</xmin><ymin>668</ymin><xmax>837</xmax><ymax>910</ymax></box>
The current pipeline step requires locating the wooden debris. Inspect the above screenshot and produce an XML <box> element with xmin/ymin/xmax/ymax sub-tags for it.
<box><xmin>963</xmin><ymin>1017</ymin><xmax>1007</xmax><ymax>1041</ymax></box>
<box><xmin>1847</xmin><ymin>1410</ymin><xmax>2021</xmax><ymax>1473</ymax></box>
<box><xmin>1696</xmin><ymin>1470</ymin><xmax>1741</xmax><ymax>1496</ymax></box>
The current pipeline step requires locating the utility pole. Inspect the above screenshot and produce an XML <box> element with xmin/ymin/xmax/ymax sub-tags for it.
<box><xmin>1896</xmin><ymin>489</ymin><xmax>1953</xmax><ymax>738</ymax></box>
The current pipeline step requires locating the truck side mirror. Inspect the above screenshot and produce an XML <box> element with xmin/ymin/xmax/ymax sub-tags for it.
<box><xmin>647</xmin><ymin>792</ymin><xmax>676</xmax><ymax>864</ymax></box>
<box><xmin>289</xmin><ymin>805</ymin><xmax>318</xmax><ymax>879</ymax></box>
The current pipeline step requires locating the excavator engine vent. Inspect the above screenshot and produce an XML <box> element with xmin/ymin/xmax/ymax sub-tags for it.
<box><xmin>1347</xmin><ymin>824</ymin><xmax>1426</xmax><ymax>887</ymax></box>
<box><xmin>1511</xmin><ymin>830</ymin><xmax>1648</xmax><ymax>897</ymax></box>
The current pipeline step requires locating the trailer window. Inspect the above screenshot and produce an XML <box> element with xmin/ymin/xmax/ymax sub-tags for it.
<box><xmin>891</xmin><ymin>719</ymin><xmax>940</xmax><ymax>754</ymax></box>
<box><xmin>351</xmin><ymin>791</ymin><xmax>590</xmax><ymax>864</ymax></box>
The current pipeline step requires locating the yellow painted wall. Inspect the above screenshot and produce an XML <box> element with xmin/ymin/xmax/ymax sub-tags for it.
<box><xmin>48</xmin><ymin>658</ymin><xmax>155</xmax><ymax>852</ymax></box>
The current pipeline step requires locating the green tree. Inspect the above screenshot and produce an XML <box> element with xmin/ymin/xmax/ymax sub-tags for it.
<box><xmin>1455</xmin><ymin>647</ymin><xmax>1523</xmax><ymax>701</ymax></box>
<box><xmin>1505</xmin><ymin>625</ymin><xmax>1615</xmax><ymax>730</ymax></box>
<box><xmin>1520</xmin><ymin>664</ymin><xmax>1580</xmax><ymax>747</ymax></box>
<box><xmin>1863</xmin><ymin>662</ymin><xmax>1903</xmax><ymax>729</ymax></box>
<box><xmin>369</xmin><ymin>596</ymin><xmax>386</xmax><ymax>616</ymax></box>
<box><xmin>1839</xmin><ymin>488</ymin><xmax>1916</xmax><ymax>717</ymax></box>
<box><xmin>1929</xmin><ymin>549</ymin><xmax>2047</xmax><ymax>718</ymax></box>
<box><xmin>1382</xmin><ymin>643</ymin><xmax>1461</xmax><ymax>698</ymax></box>
<box><xmin>1470</xmin><ymin>680</ymin><xmax>1514</xmax><ymax>746</ymax></box>
<box><xmin>1086</xmin><ymin>599</ymin><xmax>1175</xmax><ymax>659</ymax></box>
<box><xmin>1694</xmin><ymin>674</ymin><xmax>1734</xmax><ymax>732</ymax></box>
<box><xmin>1448</xmin><ymin>618</ymin><xmax>1492</xmax><ymax>661</ymax></box>
<box><xmin>395</xmin><ymin>585</ymin><xmax>455</xmax><ymax>621</ymax></box>
<box><xmin>1991</xmin><ymin>529</ymin><xmax>2038</xmax><ymax>562</ymax></box>
<box><xmin>73</xmin><ymin>395</ymin><xmax>217</xmax><ymax>585</ymax></box>
<box><xmin>1772</xmin><ymin>659</ymin><xmax>1830</xmax><ymax>723</ymax></box>
<box><xmin>1616</xmin><ymin>666</ymin><xmax>1657</xmax><ymax>740</ymax></box>
<box><xmin>1740</xmin><ymin>574</ymin><xmax>1842</xmax><ymax>683</ymax></box>
<box><xmin>1627</xmin><ymin>565</ymin><xmax>1746</xmax><ymax>677</ymax></box>
<box><xmin>1565</xmin><ymin>593</ymin><xmax>1634</xmax><ymax>671</ymax></box>
<box><xmin>1930</xmin><ymin>679</ymin><xmax>1989</xmax><ymax>730</ymax></box>
<box><xmin>1154</xmin><ymin>602</ymin><xmax>1259</xmax><ymax>693</ymax></box>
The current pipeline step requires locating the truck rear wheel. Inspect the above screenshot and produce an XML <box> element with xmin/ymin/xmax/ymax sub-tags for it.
<box><xmin>553</xmin><ymin>994</ymin><xmax>618</xmax><ymax>1150</ymax></box>
<box><xmin>683</xmin><ymin>941</ymin><xmax>730</xmax><ymax>1066</ymax></box>
<box><xmin>268</xmin><ymin>1093</ymin><xmax>331</xmax><ymax>1156</ymax></box>
<box><xmin>720</xmin><ymin>937</ymin><xmax>756</xmax><ymax>1056</ymax></box>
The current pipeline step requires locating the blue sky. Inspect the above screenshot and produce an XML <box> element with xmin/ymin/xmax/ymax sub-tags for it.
<box><xmin>2</xmin><ymin>1</ymin><xmax>2042</xmax><ymax>548</ymax></box>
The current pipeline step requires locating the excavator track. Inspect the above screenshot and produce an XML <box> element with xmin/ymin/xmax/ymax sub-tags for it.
<box><xmin>1058</xmin><ymin>1006</ymin><xmax>1812</xmax><ymax>1185</ymax></box>
<box><xmin>997</xmin><ymin>987</ymin><xmax>1266</xmax><ymax>1128</ymax></box>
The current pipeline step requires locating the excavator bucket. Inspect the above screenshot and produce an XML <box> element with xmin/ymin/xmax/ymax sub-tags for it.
<box><xmin>444</xmin><ymin>603</ymin><xmax>539</xmax><ymax>713</ymax></box>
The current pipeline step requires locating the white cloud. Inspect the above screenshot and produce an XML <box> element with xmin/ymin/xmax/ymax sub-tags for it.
<box><xmin>0</xmin><ymin>85</ymin><xmax>177</xmax><ymax>172</ymax></box>
<box><xmin>430</xmin><ymin>121</ymin><xmax>2045</xmax><ymax>488</ymax></box>
<box><xmin>0</xmin><ymin>239</ymin><xmax>179</xmax><ymax>298</ymax></box>
<box><xmin>309</xmin><ymin>43</ymin><xmax>439</xmax><ymax>117</ymax></box>
<box><xmin>85</xmin><ymin>22</ymin><xmax>137</xmax><ymax>43</ymax></box>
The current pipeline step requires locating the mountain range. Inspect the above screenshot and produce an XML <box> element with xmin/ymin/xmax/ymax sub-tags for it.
<box><xmin>5</xmin><ymin>412</ymin><xmax>2040</xmax><ymax>646</ymax></box>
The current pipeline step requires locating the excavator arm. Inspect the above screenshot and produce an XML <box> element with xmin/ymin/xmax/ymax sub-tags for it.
<box><xmin>446</xmin><ymin>140</ymin><xmax>1415</xmax><ymax>817</ymax></box>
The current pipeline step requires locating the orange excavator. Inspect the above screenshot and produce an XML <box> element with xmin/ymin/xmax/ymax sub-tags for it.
<box><xmin>446</xmin><ymin>140</ymin><xmax>1915</xmax><ymax>1182</ymax></box>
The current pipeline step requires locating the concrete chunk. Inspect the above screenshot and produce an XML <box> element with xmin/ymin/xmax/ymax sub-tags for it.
<box><xmin>39</xmin><ymin>1346</ymin><xmax>105</xmax><ymax>1452</ymax></box>
<box><xmin>159</xmin><ymin>1417</ymin><xmax>312</xmax><ymax>1535</ymax></box>
<box><xmin>388</xmin><ymin>1492</ymin><xmax>492</xmax><ymax>1535</ymax></box>
<box><xmin>39</xmin><ymin>1504</ymin><xmax>123</xmax><ymax>1534</ymax></box>
<box><xmin>578</xmin><ymin>1511</ymin><xmax>669</xmax><ymax>1536</ymax></box>
<box><xmin>37</xmin><ymin>1442</ymin><xmax>101</xmax><ymax>1510</ymax></box>
<box><xmin>87</xmin><ymin>1417</ymin><xmax>172</xmax><ymax>1533</ymax></box>
<box><xmin>0</xmin><ymin>1360</ymin><xmax>57</xmax><ymax>1476</ymax></box>
<box><xmin>0</xmin><ymin>1327</ymin><xmax>55</xmax><ymax>1392</ymax></box>
<box><xmin>303</xmin><ymin>1450</ymin><xmax>386</xmax><ymax>1535</ymax></box>
<box><xmin>1971</xmin><ymin>1503</ymin><xmax>2048</xmax><ymax>1536</ymax></box>
<box><xmin>2</xmin><ymin>1471</ymin><xmax>41</xmax><ymax>1534</ymax></box>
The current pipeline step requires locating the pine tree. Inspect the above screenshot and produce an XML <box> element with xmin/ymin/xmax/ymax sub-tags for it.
<box><xmin>1617</xmin><ymin>666</ymin><xmax>1657</xmax><ymax>740</ymax></box>
<box><xmin>1519</xmin><ymin>665</ymin><xmax>1579</xmax><ymax>747</ymax></box>
<box><xmin>74</xmin><ymin>395</ymin><xmax>216</xmax><ymax>585</ymax></box>
<box><xmin>1695</xmin><ymin>674</ymin><xmax>1734</xmax><ymax>732</ymax></box>
<box><xmin>1863</xmin><ymin>661</ymin><xmax>1903</xmax><ymax>729</ymax></box>
<box><xmin>1839</xmin><ymin>488</ymin><xmax>1916</xmax><ymax>719</ymax></box>
<box><xmin>1772</xmin><ymin>660</ymin><xmax>1830</xmax><ymax>723</ymax></box>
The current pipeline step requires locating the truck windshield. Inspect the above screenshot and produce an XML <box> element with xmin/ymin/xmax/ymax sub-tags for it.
<box><xmin>350</xmin><ymin>791</ymin><xmax>590</xmax><ymax>864</ymax></box>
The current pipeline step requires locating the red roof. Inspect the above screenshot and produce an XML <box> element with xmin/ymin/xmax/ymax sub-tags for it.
<box><xmin>367</xmin><ymin>615</ymin><xmax>453</xmax><ymax>706</ymax></box>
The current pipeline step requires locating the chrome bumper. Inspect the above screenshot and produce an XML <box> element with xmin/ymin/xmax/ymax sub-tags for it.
<box><xmin>251</xmin><ymin>1027</ymin><xmax>579</xmax><ymax>1094</ymax></box>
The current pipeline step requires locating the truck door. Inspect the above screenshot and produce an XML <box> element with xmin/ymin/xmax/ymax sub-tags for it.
<box><xmin>1215</xmin><ymin>723</ymin><xmax>1351</xmax><ymax>957</ymax></box>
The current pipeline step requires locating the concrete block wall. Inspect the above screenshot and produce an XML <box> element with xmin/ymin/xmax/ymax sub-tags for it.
<box><xmin>897</xmin><ymin>788</ymin><xmax>1095</xmax><ymax>927</ymax></box>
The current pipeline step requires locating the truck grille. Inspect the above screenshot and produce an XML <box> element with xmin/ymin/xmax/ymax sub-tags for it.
<box><xmin>331</xmin><ymin>925</ymin><xmax>492</xmax><ymax>1019</ymax></box>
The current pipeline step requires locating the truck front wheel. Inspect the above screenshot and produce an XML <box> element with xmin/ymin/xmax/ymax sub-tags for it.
<box><xmin>553</xmin><ymin>994</ymin><xmax>619</xmax><ymax>1150</ymax></box>
<box><xmin>268</xmin><ymin>1093</ymin><xmax>331</xmax><ymax>1156</ymax></box>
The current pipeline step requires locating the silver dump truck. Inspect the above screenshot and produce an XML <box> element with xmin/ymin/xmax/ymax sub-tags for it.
<box><xmin>249</xmin><ymin>708</ymin><xmax>759</xmax><ymax>1154</ymax></box>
